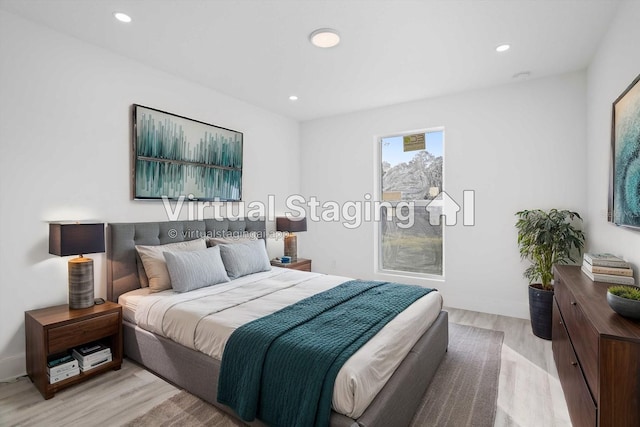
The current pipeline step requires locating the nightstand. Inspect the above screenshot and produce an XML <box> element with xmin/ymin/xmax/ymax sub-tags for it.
<box><xmin>271</xmin><ymin>258</ymin><xmax>312</xmax><ymax>272</ymax></box>
<box><xmin>25</xmin><ymin>301</ymin><xmax>123</xmax><ymax>399</ymax></box>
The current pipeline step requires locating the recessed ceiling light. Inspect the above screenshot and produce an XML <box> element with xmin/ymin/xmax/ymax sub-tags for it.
<box><xmin>289</xmin><ymin>95</ymin><xmax>299</xmax><ymax>101</ymax></box>
<box><xmin>496</xmin><ymin>44</ymin><xmax>510</xmax><ymax>53</ymax></box>
<box><xmin>309</xmin><ymin>28</ymin><xmax>340</xmax><ymax>48</ymax></box>
<box><xmin>113</xmin><ymin>12</ymin><xmax>132</xmax><ymax>23</ymax></box>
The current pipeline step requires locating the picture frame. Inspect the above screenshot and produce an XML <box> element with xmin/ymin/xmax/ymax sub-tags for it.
<box><xmin>609</xmin><ymin>74</ymin><xmax>640</xmax><ymax>229</ymax></box>
<box><xmin>132</xmin><ymin>104</ymin><xmax>243</xmax><ymax>201</ymax></box>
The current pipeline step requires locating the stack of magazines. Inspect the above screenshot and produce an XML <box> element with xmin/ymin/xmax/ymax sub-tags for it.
<box><xmin>582</xmin><ymin>253</ymin><xmax>635</xmax><ymax>285</ymax></box>
<box><xmin>47</xmin><ymin>353</ymin><xmax>79</xmax><ymax>384</ymax></box>
<box><xmin>72</xmin><ymin>342</ymin><xmax>112</xmax><ymax>372</ymax></box>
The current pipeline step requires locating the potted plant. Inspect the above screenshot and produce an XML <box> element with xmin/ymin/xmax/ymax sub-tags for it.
<box><xmin>607</xmin><ymin>285</ymin><xmax>640</xmax><ymax>320</ymax></box>
<box><xmin>515</xmin><ymin>209</ymin><xmax>585</xmax><ymax>339</ymax></box>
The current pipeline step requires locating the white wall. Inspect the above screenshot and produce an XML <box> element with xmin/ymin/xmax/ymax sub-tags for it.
<box><xmin>299</xmin><ymin>72</ymin><xmax>588</xmax><ymax>320</ymax></box>
<box><xmin>0</xmin><ymin>10</ymin><xmax>299</xmax><ymax>380</ymax></box>
<box><xmin>586</xmin><ymin>0</ymin><xmax>640</xmax><ymax>267</ymax></box>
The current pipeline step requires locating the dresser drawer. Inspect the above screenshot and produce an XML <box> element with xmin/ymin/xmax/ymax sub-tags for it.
<box><xmin>554</xmin><ymin>277</ymin><xmax>599</xmax><ymax>398</ymax></box>
<box><xmin>48</xmin><ymin>312</ymin><xmax>120</xmax><ymax>354</ymax></box>
<box><xmin>552</xmin><ymin>299</ymin><xmax>597</xmax><ymax>427</ymax></box>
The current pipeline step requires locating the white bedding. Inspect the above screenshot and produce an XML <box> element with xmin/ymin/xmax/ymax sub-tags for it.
<box><xmin>119</xmin><ymin>268</ymin><xmax>443</xmax><ymax>418</ymax></box>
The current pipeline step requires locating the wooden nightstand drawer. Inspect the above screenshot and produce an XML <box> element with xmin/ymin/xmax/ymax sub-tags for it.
<box><xmin>48</xmin><ymin>312</ymin><xmax>120</xmax><ymax>354</ymax></box>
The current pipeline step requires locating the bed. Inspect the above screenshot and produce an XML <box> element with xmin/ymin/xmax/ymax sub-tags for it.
<box><xmin>106</xmin><ymin>219</ymin><xmax>448</xmax><ymax>427</ymax></box>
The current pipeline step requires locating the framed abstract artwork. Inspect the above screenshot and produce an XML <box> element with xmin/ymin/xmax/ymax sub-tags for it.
<box><xmin>610</xmin><ymin>74</ymin><xmax>640</xmax><ymax>229</ymax></box>
<box><xmin>132</xmin><ymin>104</ymin><xmax>243</xmax><ymax>201</ymax></box>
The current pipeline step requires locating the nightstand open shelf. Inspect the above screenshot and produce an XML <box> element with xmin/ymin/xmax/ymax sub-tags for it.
<box><xmin>25</xmin><ymin>301</ymin><xmax>123</xmax><ymax>399</ymax></box>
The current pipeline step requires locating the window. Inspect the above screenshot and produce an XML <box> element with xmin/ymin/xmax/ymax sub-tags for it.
<box><xmin>378</xmin><ymin>129</ymin><xmax>444</xmax><ymax>276</ymax></box>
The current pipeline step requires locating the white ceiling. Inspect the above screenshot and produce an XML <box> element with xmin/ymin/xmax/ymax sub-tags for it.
<box><xmin>0</xmin><ymin>0</ymin><xmax>620</xmax><ymax>121</ymax></box>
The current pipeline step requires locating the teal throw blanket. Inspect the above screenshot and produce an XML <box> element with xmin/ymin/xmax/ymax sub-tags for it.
<box><xmin>217</xmin><ymin>280</ymin><xmax>434</xmax><ymax>427</ymax></box>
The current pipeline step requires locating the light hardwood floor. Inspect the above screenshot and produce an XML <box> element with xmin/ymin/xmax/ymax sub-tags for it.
<box><xmin>446</xmin><ymin>307</ymin><xmax>571</xmax><ymax>427</ymax></box>
<box><xmin>0</xmin><ymin>307</ymin><xmax>571</xmax><ymax>427</ymax></box>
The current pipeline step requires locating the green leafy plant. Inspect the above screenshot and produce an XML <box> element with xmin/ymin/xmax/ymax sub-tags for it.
<box><xmin>515</xmin><ymin>209</ymin><xmax>585</xmax><ymax>291</ymax></box>
<box><xmin>608</xmin><ymin>285</ymin><xmax>640</xmax><ymax>301</ymax></box>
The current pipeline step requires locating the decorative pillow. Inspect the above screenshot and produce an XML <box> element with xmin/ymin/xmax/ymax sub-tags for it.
<box><xmin>206</xmin><ymin>234</ymin><xmax>257</xmax><ymax>248</ymax></box>
<box><xmin>136</xmin><ymin>252</ymin><xmax>149</xmax><ymax>287</ymax></box>
<box><xmin>135</xmin><ymin>238</ymin><xmax>207</xmax><ymax>292</ymax></box>
<box><xmin>219</xmin><ymin>239</ymin><xmax>271</xmax><ymax>279</ymax></box>
<box><xmin>163</xmin><ymin>247</ymin><xmax>230</xmax><ymax>293</ymax></box>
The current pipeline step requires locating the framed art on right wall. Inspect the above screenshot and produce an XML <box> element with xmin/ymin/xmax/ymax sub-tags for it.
<box><xmin>610</xmin><ymin>73</ymin><xmax>640</xmax><ymax>229</ymax></box>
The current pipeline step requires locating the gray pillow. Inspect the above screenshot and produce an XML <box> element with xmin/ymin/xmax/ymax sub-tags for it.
<box><xmin>163</xmin><ymin>246</ymin><xmax>230</xmax><ymax>293</ymax></box>
<box><xmin>206</xmin><ymin>234</ymin><xmax>256</xmax><ymax>247</ymax></box>
<box><xmin>219</xmin><ymin>239</ymin><xmax>271</xmax><ymax>279</ymax></box>
<box><xmin>136</xmin><ymin>238</ymin><xmax>207</xmax><ymax>292</ymax></box>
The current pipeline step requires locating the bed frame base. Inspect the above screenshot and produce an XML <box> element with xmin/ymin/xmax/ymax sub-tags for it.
<box><xmin>123</xmin><ymin>311</ymin><xmax>448</xmax><ymax>427</ymax></box>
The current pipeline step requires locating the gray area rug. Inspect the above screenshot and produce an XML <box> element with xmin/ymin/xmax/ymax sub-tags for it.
<box><xmin>126</xmin><ymin>323</ymin><xmax>503</xmax><ymax>427</ymax></box>
<box><xmin>126</xmin><ymin>391</ymin><xmax>244</xmax><ymax>427</ymax></box>
<box><xmin>410</xmin><ymin>323</ymin><xmax>503</xmax><ymax>427</ymax></box>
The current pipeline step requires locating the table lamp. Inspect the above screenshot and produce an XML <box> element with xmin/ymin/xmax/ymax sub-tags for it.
<box><xmin>49</xmin><ymin>222</ymin><xmax>105</xmax><ymax>309</ymax></box>
<box><xmin>276</xmin><ymin>216</ymin><xmax>307</xmax><ymax>262</ymax></box>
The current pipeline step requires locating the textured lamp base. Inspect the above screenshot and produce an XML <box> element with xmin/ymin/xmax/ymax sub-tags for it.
<box><xmin>284</xmin><ymin>234</ymin><xmax>298</xmax><ymax>262</ymax></box>
<box><xmin>68</xmin><ymin>257</ymin><xmax>95</xmax><ymax>309</ymax></box>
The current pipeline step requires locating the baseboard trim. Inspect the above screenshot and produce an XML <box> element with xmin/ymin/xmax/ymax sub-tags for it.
<box><xmin>0</xmin><ymin>353</ymin><xmax>26</xmax><ymax>382</ymax></box>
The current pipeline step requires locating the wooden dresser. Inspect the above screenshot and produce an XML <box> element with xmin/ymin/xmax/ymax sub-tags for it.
<box><xmin>552</xmin><ymin>265</ymin><xmax>640</xmax><ymax>427</ymax></box>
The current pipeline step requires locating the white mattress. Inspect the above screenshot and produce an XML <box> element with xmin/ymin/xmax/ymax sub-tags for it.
<box><xmin>119</xmin><ymin>268</ymin><xmax>443</xmax><ymax>418</ymax></box>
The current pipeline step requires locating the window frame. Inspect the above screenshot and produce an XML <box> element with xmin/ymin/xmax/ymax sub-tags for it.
<box><xmin>373</xmin><ymin>127</ymin><xmax>445</xmax><ymax>280</ymax></box>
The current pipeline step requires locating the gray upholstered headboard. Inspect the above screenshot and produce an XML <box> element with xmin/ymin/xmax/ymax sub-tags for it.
<box><xmin>106</xmin><ymin>219</ymin><xmax>267</xmax><ymax>302</ymax></box>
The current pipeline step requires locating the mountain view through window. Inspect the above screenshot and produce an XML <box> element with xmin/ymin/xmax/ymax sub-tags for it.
<box><xmin>379</xmin><ymin>130</ymin><xmax>444</xmax><ymax>276</ymax></box>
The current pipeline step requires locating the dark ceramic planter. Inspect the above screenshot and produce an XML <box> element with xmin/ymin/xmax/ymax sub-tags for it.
<box><xmin>607</xmin><ymin>292</ymin><xmax>640</xmax><ymax>320</ymax></box>
<box><xmin>529</xmin><ymin>284</ymin><xmax>554</xmax><ymax>340</ymax></box>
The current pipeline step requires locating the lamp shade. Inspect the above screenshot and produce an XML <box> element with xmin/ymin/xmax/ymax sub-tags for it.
<box><xmin>49</xmin><ymin>223</ymin><xmax>105</xmax><ymax>256</ymax></box>
<box><xmin>276</xmin><ymin>217</ymin><xmax>307</xmax><ymax>233</ymax></box>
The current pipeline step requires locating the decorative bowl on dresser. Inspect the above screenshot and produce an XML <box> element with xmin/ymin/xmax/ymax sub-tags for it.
<box><xmin>606</xmin><ymin>288</ymin><xmax>640</xmax><ymax>320</ymax></box>
<box><xmin>552</xmin><ymin>265</ymin><xmax>640</xmax><ymax>427</ymax></box>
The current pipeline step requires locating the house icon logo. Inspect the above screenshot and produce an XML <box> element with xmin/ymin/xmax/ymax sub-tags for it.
<box><xmin>426</xmin><ymin>191</ymin><xmax>475</xmax><ymax>226</ymax></box>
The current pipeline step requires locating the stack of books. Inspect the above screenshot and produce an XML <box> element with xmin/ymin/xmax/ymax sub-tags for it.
<box><xmin>47</xmin><ymin>352</ymin><xmax>79</xmax><ymax>384</ymax></box>
<box><xmin>72</xmin><ymin>342</ymin><xmax>112</xmax><ymax>372</ymax></box>
<box><xmin>582</xmin><ymin>253</ymin><xmax>635</xmax><ymax>285</ymax></box>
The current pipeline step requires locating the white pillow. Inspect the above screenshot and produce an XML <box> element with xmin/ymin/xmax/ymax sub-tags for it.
<box><xmin>164</xmin><ymin>247</ymin><xmax>230</xmax><ymax>293</ymax></box>
<box><xmin>219</xmin><ymin>239</ymin><xmax>271</xmax><ymax>279</ymax></box>
<box><xmin>136</xmin><ymin>252</ymin><xmax>149</xmax><ymax>287</ymax></box>
<box><xmin>135</xmin><ymin>238</ymin><xmax>207</xmax><ymax>292</ymax></box>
